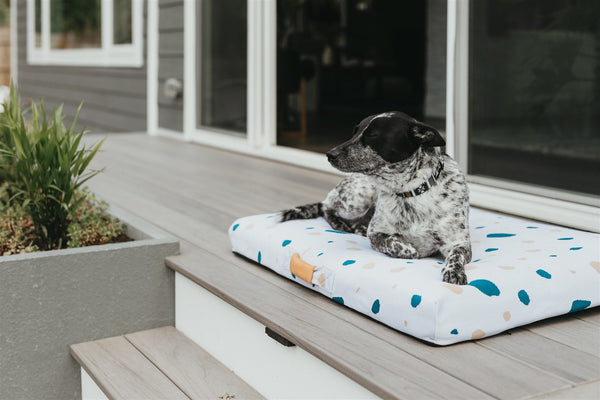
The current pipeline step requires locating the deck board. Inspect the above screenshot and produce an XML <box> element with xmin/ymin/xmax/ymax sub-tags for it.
<box><xmin>84</xmin><ymin>133</ymin><xmax>600</xmax><ymax>399</ymax></box>
<box><xmin>70</xmin><ymin>336</ymin><xmax>190</xmax><ymax>400</ymax></box>
<box><xmin>125</xmin><ymin>327</ymin><xmax>265</xmax><ymax>400</ymax></box>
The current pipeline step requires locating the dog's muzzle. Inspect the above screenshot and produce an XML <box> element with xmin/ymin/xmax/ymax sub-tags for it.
<box><xmin>326</xmin><ymin>149</ymin><xmax>339</xmax><ymax>164</ymax></box>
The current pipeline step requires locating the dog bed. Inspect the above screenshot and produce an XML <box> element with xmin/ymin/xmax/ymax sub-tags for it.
<box><xmin>228</xmin><ymin>208</ymin><xmax>599</xmax><ymax>345</ymax></box>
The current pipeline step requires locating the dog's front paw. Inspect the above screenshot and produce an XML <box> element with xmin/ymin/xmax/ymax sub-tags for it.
<box><xmin>369</xmin><ymin>233</ymin><xmax>419</xmax><ymax>258</ymax></box>
<box><xmin>442</xmin><ymin>266</ymin><xmax>468</xmax><ymax>285</ymax></box>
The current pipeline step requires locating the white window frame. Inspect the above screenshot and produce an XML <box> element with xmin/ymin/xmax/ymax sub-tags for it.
<box><xmin>167</xmin><ymin>0</ymin><xmax>600</xmax><ymax>232</ymax></box>
<box><xmin>27</xmin><ymin>0</ymin><xmax>143</xmax><ymax>67</ymax></box>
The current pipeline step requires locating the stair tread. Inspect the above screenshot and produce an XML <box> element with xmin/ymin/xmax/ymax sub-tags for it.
<box><xmin>126</xmin><ymin>327</ymin><xmax>265</xmax><ymax>400</ymax></box>
<box><xmin>71</xmin><ymin>334</ymin><xmax>189</xmax><ymax>400</ymax></box>
<box><xmin>71</xmin><ymin>326</ymin><xmax>264</xmax><ymax>400</ymax></box>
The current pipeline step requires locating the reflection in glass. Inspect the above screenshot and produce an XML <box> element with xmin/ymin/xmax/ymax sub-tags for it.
<box><xmin>113</xmin><ymin>0</ymin><xmax>132</xmax><ymax>45</ymax></box>
<box><xmin>469</xmin><ymin>0</ymin><xmax>600</xmax><ymax>196</ymax></box>
<box><xmin>276</xmin><ymin>0</ymin><xmax>446</xmax><ymax>153</ymax></box>
<box><xmin>50</xmin><ymin>0</ymin><xmax>101</xmax><ymax>49</ymax></box>
<box><xmin>199</xmin><ymin>0</ymin><xmax>247</xmax><ymax>134</ymax></box>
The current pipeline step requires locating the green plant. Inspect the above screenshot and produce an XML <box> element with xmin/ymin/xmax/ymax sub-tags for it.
<box><xmin>0</xmin><ymin>89</ymin><xmax>105</xmax><ymax>250</ymax></box>
<box><xmin>1</xmin><ymin>188</ymin><xmax>129</xmax><ymax>256</ymax></box>
<box><xmin>0</xmin><ymin>83</ymin><xmax>20</xmax><ymax>186</ymax></box>
<box><xmin>0</xmin><ymin>200</ymin><xmax>39</xmax><ymax>256</ymax></box>
<box><xmin>67</xmin><ymin>191</ymin><xmax>127</xmax><ymax>248</ymax></box>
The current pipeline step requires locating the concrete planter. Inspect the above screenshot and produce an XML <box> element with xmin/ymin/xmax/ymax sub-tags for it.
<box><xmin>0</xmin><ymin>205</ymin><xmax>179</xmax><ymax>400</ymax></box>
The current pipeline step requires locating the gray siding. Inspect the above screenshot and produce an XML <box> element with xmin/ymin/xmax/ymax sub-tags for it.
<box><xmin>16</xmin><ymin>2</ymin><xmax>147</xmax><ymax>133</ymax></box>
<box><xmin>158</xmin><ymin>0</ymin><xmax>184</xmax><ymax>132</ymax></box>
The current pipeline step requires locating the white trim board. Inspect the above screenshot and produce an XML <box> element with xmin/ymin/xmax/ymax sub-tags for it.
<box><xmin>146</xmin><ymin>0</ymin><xmax>158</xmax><ymax>134</ymax></box>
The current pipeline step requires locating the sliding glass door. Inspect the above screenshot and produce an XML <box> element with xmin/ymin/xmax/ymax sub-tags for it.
<box><xmin>468</xmin><ymin>0</ymin><xmax>600</xmax><ymax>198</ymax></box>
<box><xmin>190</xmin><ymin>0</ymin><xmax>598</xmax><ymax>224</ymax></box>
<box><xmin>197</xmin><ymin>0</ymin><xmax>247</xmax><ymax>135</ymax></box>
<box><xmin>275</xmin><ymin>0</ymin><xmax>447</xmax><ymax>153</ymax></box>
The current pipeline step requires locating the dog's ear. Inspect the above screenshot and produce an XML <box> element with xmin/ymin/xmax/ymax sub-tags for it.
<box><xmin>410</xmin><ymin>122</ymin><xmax>446</xmax><ymax>147</ymax></box>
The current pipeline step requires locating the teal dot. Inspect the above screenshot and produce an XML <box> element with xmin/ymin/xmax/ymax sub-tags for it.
<box><xmin>333</xmin><ymin>297</ymin><xmax>344</xmax><ymax>305</ymax></box>
<box><xmin>451</xmin><ymin>329</ymin><xmax>458</xmax><ymax>335</ymax></box>
<box><xmin>325</xmin><ymin>229</ymin><xmax>349</xmax><ymax>234</ymax></box>
<box><xmin>475</xmin><ymin>226</ymin><xmax>485</xmax><ymax>229</ymax></box>
<box><xmin>257</xmin><ymin>251</ymin><xmax>262</xmax><ymax>263</ymax></box>
<box><xmin>570</xmin><ymin>247</ymin><xmax>582</xmax><ymax>251</ymax></box>
<box><xmin>317</xmin><ymin>252</ymin><xmax>324</xmax><ymax>257</ymax></box>
<box><xmin>487</xmin><ymin>233</ymin><xmax>516</xmax><ymax>238</ymax></box>
<box><xmin>518</xmin><ymin>290</ymin><xmax>530</xmax><ymax>305</ymax></box>
<box><xmin>558</xmin><ymin>237</ymin><xmax>573</xmax><ymax>240</ymax></box>
<box><xmin>411</xmin><ymin>295</ymin><xmax>422</xmax><ymax>308</ymax></box>
<box><xmin>371</xmin><ymin>299</ymin><xmax>380</xmax><ymax>314</ymax></box>
<box><xmin>232</xmin><ymin>223</ymin><xmax>240</xmax><ymax>231</ymax></box>
<box><xmin>282</xmin><ymin>240</ymin><xmax>292</xmax><ymax>247</ymax></box>
<box><xmin>472</xmin><ymin>259</ymin><xmax>481</xmax><ymax>262</ymax></box>
<box><xmin>291</xmin><ymin>273</ymin><xmax>296</xmax><ymax>279</ymax></box>
<box><xmin>536</xmin><ymin>269</ymin><xmax>551</xmax><ymax>279</ymax></box>
<box><xmin>328</xmin><ymin>240</ymin><xmax>334</xmax><ymax>243</ymax></box>
<box><xmin>342</xmin><ymin>259</ymin><xmax>356</xmax><ymax>266</ymax></box>
<box><xmin>485</xmin><ymin>248</ymin><xmax>499</xmax><ymax>252</ymax></box>
<box><xmin>569</xmin><ymin>300</ymin><xmax>591</xmax><ymax>313</ymax></box>
<box><xmin>305</xmin><ymin>227</ymin><xmax>314</xmax><ymax>230</ymax></box>
<box><xmin>469</xmin><ymin>280</ymin><xmax>501</xmax><ymax>296</ymax></box>
<box><xmin>549</xmin><ymin>255</ymin><xmax>557</xmax><ymax>257</ymax></box>
<box><xmin>526</xmin><ymin>226</ymin><xmax>539</xmax><ymax>229</ymax></box>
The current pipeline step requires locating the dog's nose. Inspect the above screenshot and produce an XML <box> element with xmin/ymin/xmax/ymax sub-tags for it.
<box><xmin>326</xmin><ymin>150</ymin><xmax>337</xmax><ymax>162</ymax></box>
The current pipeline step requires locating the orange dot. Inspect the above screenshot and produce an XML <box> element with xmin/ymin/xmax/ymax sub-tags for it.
<box><xmin>471</xmin><ymin>329</ymin><xmax>485</xmax><ymax>340</ymax></box>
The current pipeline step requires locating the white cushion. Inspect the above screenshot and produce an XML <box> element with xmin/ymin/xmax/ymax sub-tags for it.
<box><xmin>229</xmin><ymin>208</ymin><xmax>599</xmax><ymax>345</ymax></box>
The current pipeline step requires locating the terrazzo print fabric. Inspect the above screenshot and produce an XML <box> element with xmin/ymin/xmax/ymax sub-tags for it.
<box><xmin>229</xmin><ymin>208</ymin><xmax>599</xmax><ymax>345</ymax></box>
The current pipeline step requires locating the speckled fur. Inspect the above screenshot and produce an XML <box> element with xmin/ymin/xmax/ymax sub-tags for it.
<box><xmin>281</xmin><ymin>112</ymin><xmax>472</xmax><ymax>285</ymax></box>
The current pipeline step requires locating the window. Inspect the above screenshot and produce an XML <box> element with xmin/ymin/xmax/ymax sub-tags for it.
<box><xmin>197</xmin><ymin>0</ymin><xmax>247</xmax><ymax>134</ymax></box>
<box><xmin>27</xmin><ymin>0</ymin><xmax>143</xmax><ymax>67</ymax></box>
<box><xmin>468</xmin><ymin>0</ymin><xmax>600</xmax><ymax>199</ymax></box>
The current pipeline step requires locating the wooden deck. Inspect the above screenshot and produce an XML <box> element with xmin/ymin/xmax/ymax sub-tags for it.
<box><xmin>84</xmin><ymin>133</ymin><xmax>600</xmax><ymax>399</ymax></box>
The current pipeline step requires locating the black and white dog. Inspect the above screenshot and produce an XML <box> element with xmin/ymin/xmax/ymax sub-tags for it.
<box><xmin>280</xmin><ymin>111</ymin><xmax>472</xmax><ymax>285</ymax></box>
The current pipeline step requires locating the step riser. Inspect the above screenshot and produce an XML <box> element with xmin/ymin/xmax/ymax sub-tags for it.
<box><xmin>81</xmin><ymin>368</ymin><xmax>109</xmax><ymax>400</ymax></box>
<box><xmin>175</xmin><ymin>272</ymin><xmax>379</xmax><ymax>399</ymax></box>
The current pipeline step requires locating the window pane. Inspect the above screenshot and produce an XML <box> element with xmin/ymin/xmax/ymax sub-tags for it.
<box><xmin>50</xmin><ymin>0</ymin><xmax>101</xmax><ymax>49</ymax></box>
<box><xmin>113</xmin><ymin>0</ymin><xmax>132</xmax><ymax>45</ymax></box>
<box><xmin>198</xmin><ymin>0</ymin><xmax>247</xmax><ymax>134</ymax></box>
<box><xmin>469</xmin><ymin>0</ymin><xmax>600</xmax><ymax>196</ymax></box>
<box><xmin>35</xmin><ymin>0</ymin><xmax>41</xmax><ymax>47</ymax></box>
<box><xmin>276</xmin><ymin>0</ymin><xmax>446</xmax><ymax>153</ymax></box>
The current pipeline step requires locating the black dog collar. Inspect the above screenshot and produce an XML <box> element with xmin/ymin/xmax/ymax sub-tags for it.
<box><xmin>396</xmin><ymin>160</ymin><xmax>444</xmax><ymax>198</ymax></box>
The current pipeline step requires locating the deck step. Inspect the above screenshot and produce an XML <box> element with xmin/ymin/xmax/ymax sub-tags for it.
<box><xmin>71</xmin><ymin>326</ymin><xmax>265</xmax><ymax>400</ymax></box>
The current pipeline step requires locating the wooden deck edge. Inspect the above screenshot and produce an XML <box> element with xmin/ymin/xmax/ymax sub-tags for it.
<box><xmin>165</xmin><ymin>249</ymin><xmax>496</xmax><ymax>400</ymax></box>
<box><xmin>165</xmin><ymin>252</ymin><xmax>400</xmax><ymax>399</ymax></box>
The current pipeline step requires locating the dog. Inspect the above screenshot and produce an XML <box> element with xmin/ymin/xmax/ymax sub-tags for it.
<box><xmin>280</xmin><ymin>111</ymin><xmax>472</xmax><ymax>285</ymax></box>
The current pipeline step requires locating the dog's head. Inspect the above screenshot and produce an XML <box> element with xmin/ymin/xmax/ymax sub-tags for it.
<box><xmin>326</xmin><ymin>111</ymin><xmax>445</xmax><ymax>173</ymax></box>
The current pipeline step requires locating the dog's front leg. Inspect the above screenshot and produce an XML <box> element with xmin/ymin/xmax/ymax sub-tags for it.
<box><xmin>369</xmin><ymin>232</ymin><xmax>420</xmax><ymax>259</ymax></box>
<box><xmin>440</xmin><ymin>244</ymin><xmax>471</xmax><ymax>285</ymax></box>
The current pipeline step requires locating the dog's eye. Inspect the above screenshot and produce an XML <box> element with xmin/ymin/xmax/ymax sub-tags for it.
<box><xmin>363</xmin><ymin>129</ymin><xmax>378</xmax><ymax>138</ymax></box>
